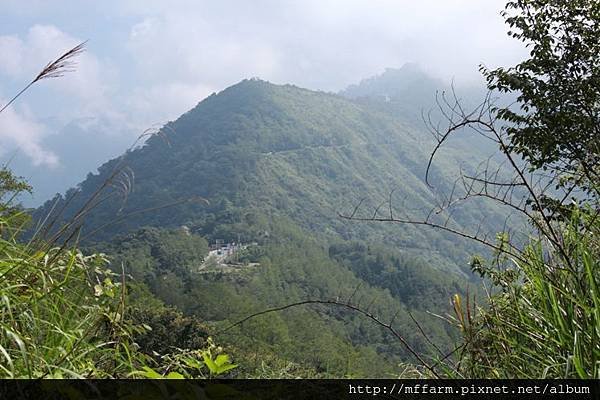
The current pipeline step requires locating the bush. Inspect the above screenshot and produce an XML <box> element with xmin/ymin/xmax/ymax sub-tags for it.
<box><xmin>459</xmin><ymin>208</ymin><xmax>599</xmax><ymax>378</ymax></box>
<box><xmin>0</xmin><ymin>237</ymin><xmax>145</xmax><ymax>378</ymax></box>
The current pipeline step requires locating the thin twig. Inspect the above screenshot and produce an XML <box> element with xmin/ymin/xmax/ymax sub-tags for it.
<box><xmin>215</xmin><ymin>299</ymin><xmax>441</xmax><ymax>378</ymax></box>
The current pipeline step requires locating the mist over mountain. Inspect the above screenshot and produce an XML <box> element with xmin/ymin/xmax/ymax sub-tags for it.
<box><xmin>4</xmin><ymin>0</ymin><xmax>594</xmax><ymax>380</ymax></box>
<box><xmin>341</xmin><ymin>63</ymin><xmax>444</xmax><ymax>110</ymax></box>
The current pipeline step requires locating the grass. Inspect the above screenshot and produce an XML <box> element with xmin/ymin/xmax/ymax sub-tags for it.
<box><xmin>0</xmin><ymin>214</ymin><xmax>144</xmax><ymax>378</ymax></box>
<box><xmin>458</xmin><ymin>207</ymin><xmax>600</xmax><ymax>378</ymax></box>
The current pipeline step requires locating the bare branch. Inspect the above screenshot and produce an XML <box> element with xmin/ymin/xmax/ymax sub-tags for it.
<box><xmin>215</xmin><ymin>299</ymin><xmax>442</xmax><ymax>378</ymax></box>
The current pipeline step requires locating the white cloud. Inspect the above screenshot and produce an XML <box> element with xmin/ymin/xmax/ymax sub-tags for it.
<box><xmin>1</xmin><ymin>2</ymin><xmax>527</xmax><ymax>126</ymax></box>
<box><xmin>124</xmin><ymin>12</ymin><xmax>284</xmax><ymax>124</ymax></box>
<box><xmin>126</xmin><ymin>81</ymin><xmax>217</xmax><ymax>124</ymax></box>
<box><xmin>0</xmin><ymin>35</ymin><xmax>25</xmax><ymax>77</ymax></box>
<box><xmin>0</xmin><ymin>25</ymin><xmax>118</xmax><ymax>117</ymax></box>
<box><xmin>120</xmin><ymin>0</ymin><xmax>525</xmax><ymax>93</ymax></box>
<box><xmin>0</xmin><ymin>25</ymin><xmax>124</xmax><ymax>166</ymax></box>
<box><xmin>0</xmin><ymin>1</ymin><xmax>529</xmax><ymax>169</ymax></box>
<box><xmin>127</xmin><ymin>15</ymin><xmax>281</xmax><ymax>84</ymax></box>
<box><xmin>0</xmin><ymin>100</ymin><xmax>58</xmax><ymax>167</ymax></box>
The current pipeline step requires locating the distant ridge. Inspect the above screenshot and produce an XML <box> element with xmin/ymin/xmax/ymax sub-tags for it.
<box><xmin>341</xmin><ymin>63</ymin><xmax>444</xmax><ymax>101</ymax></box>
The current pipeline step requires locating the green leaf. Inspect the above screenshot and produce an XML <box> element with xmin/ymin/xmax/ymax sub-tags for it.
<box><xmin>183</xmin><ymin>357</ymin><xmax>202</xmax><ymax>370</ymax></box>
<box><xmin>165</xmin><ymin>371</ymin><xmax>185</xmax><ymax>379</ymax></box>
<box><xmin>139</xmin><ymin>366</ymin><xmax>163</xmax><ymax>379</ymax></box>
<box><xmin>215</xmin><ymin>363</ymin><xmax>237</xmax><ymax>375</ymax></box>
<box><xmin>202</xmin><ymin>352</ymin><xmax>218</xmax><ymax>375</ymax></box>
<box><xmin>214</xmin><ymin>354</ymin><xmax>230</xmax><ymax>367</ymax></box>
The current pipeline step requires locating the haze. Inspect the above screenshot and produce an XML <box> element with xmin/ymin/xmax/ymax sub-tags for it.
<box><xmin>0</xmin><ymin>0</ymin><xmax>525</xmax><ymax>204</ymax></box>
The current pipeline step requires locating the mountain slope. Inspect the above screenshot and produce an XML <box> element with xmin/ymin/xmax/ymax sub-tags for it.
<box><xmin>340</xmin><ymin>63</ymin><xmax>446</xmax><ymax>120</ymax></box>
<box><xmin>36</xmin><ymin>78</ymin><xmax>504</xmax><ymax>272</ymax></box>
<box><xmin>340</xmin><ymin>64</ymin><xmax>501</xmax><ymax>157</ymax></box>
<box><xmin>31</xmin><ymin>76</ymin><xmax>510</xmax><ymax>376</ymax></box>
<box><xmin>96</xmin><ymin>223</ymin><xmax>463</xmax><ymax>377</ymax></box>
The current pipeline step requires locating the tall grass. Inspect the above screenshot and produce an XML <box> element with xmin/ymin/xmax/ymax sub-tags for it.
<box><xmin>0</xmin><ymin>212</ymin><xmax>145</xmax><ymax>378</ymax></box>
<box><xmin>458</xmin><ymin>208</ymin><xmax>600</xmax><ymax>378</ymax></box>
<box><xmin>0</xmin><ymin>41</ymin><xmax>229</xmax><ymax>378</ymax></box>
<box><xmin>0</xmin><ymin>40</ymin><xmax>146</xmax><ymax>378</ymax></box>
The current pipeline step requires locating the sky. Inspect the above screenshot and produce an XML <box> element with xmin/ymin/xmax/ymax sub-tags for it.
<box><xmin>0</xmin><ymin>0</ymin><xmax>525</xmax><ymax>184</ymax></box>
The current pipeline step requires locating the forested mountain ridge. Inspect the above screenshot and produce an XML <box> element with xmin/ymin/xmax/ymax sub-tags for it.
<box><xmin>4</xmin><ymin>0</ymin><xmax>596</xmax><ymax>380</ymax></box>
<box><xmin>340</xmin><ymin>64</ymin><xmax>498</xmax><ymax>155</ymax></box>
<box><xmin>340</xmin><ymin>63</ymin><xmax>445</xmax><ymax>120</ymax></box>
<box><xmin>35</xmin><ymin>76</ymin><xmax>504</xmax><ymax>273</ymax></box>
<box><xmin>29</xmin><ymin>74</ymin><xmax>510</xmax><ymax>376</ymax></box>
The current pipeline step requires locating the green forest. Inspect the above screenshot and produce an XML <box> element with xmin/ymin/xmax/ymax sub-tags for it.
<box><xmin>0</xmin><ymin>0</ymin><xmax>598</xmax><ymax>381</ymax></box>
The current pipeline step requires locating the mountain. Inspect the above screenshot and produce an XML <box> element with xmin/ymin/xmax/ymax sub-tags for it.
<box><xmin>341</xmin><ymin>64</ymin><xmax>501</xmax><ymax>156</ymax></box>
<box><xmin>340</xmin><ymin>63</ymin><xmax>445</xmax><ymax>118</ymax></box>
<box><xmin>36</xmin><ymin>78</ymin><xmax>503</xmax><ymax>270</ymax></box>
<box><xmin>32</xmin><ymin>75</ymin><xmax>508</xmax><ymax>376</ymax></box>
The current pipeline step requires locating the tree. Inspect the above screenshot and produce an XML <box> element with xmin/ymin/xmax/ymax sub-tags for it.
<box><xmin>483</xmin><ymin>0</ymin><xmax>599</xmax><ymax>202</ymax></box>
<box><xmin>426</xmin><ymin>0</ymin><xmax>600</xmax><ymax>378</ymax></box>
<box><xmin>339</xmin><ymin>0</ymin><xmax>599</xmax><ymax>378</ymax></box>
<box><xmin>0</xmin><ymin>167</ymin><xmax>32</xmax><ymax>235</ymax></box>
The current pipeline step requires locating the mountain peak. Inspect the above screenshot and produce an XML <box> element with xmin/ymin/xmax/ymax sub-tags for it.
<box><xmin>33</xmin><ymin>70</ymin><xmax>502</xmax><ymax>281</ymax></box>
<box><xmin>154</xmin><ymin>78</ymin><xmax>363</xmax><ymax>155</ymax></box>
<box><xmin>381</xmin><ymin>63</ymin><xmax>431</xmax><ymax>80</ymax></box>
<box><xmin>180</xmin><ymin>78</ymin><xmax>315</xmax><ymax>121</ymax></box>
<box><xmin>340</xmin><ymin>63</ymin><xmax>444</xmax><ymax>101</ymax></box>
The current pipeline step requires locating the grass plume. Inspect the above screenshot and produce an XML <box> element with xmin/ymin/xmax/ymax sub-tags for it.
<box><xmin>0</xmin><ymin>41</ymin><xmax>87</xmax><ymax>115</ymax></box>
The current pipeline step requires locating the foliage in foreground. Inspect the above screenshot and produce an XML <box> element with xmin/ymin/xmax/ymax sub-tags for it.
<box><xmin>0</xmin><ymin>170</ymin><xmax>238</xmax><ymax>378</ymax></box>
<box><xmin>444</xmin><ymin>0</ymin><xmax>600</xmax><ymax>379</ymax></box>
<box><xmin>458</xmin><ymin>208</ymin><xmax>599</xmax><ymax>378</ymax></box>
<box><xmin>0</xmin><ymin>227</ymin><xmax>138</xmax><ymax>377</ymax></box>
<box><xmin>0</xmin><ymin>228</ymin><xmax>238</xmax><ymax>378</ymax></box>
